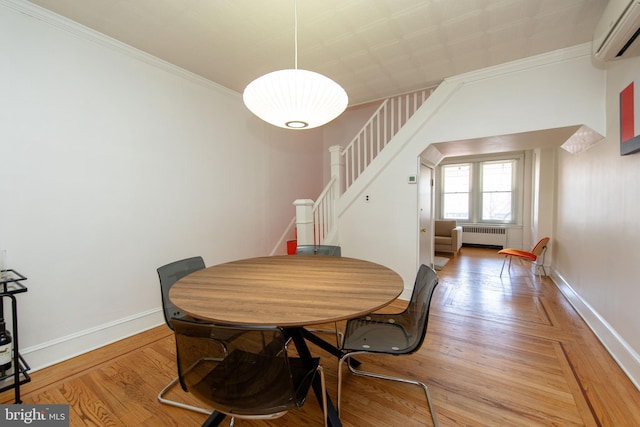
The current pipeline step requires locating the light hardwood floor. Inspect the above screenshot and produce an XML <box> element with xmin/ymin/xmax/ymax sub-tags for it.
<box><xmin>2</xmin><ymin>247</ymin><xmax>640</xmax><ymax>426</ymax></box>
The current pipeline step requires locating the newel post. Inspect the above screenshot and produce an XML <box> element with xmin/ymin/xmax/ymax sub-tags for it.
<box><xmin>293</xmin><ymin>199</ymin><xmax>315</xmax><ymax>246</ymax></box>
<box><xmin>329</xmin><ymin>145</ymin><xmax>345</xmax><ymax>196</ymax></box>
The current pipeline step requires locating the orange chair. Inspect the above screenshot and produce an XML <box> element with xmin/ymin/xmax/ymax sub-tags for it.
<box><xmin>499</xmin><ymin>237</ymin><xmax>550</xmax><ymax>277</ymax></box>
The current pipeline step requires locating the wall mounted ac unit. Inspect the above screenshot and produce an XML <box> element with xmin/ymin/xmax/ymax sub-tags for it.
<box><xmin>592</xmin><ymin>0</ymin><xmax>640</xmax><ymax>62</ymax></box>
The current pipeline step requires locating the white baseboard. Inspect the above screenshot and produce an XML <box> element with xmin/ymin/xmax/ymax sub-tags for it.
<box><xmin>552</xmin><ymin>270</ymin><xmax>640</xmax><ymax>392</ymax></box>
<box><xmin>21</xmin><ymin>309</ymin><xmax>165</xmax><ymax>372</ymax></box>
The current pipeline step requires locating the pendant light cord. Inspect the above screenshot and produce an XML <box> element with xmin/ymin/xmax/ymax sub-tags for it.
<box><xmin>294</xmin><ymin>0</ymin><xmax>298</xmax><ymax>70</ymax></box>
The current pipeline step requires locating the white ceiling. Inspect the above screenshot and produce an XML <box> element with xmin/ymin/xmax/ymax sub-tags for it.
<box><xmin>26</xmin><ymin>0</ymin><xmax>608</xmax><ymax>107</ymax></box>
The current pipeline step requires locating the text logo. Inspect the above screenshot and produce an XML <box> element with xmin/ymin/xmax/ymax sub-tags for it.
<box><xmin>1</xmin><ymin>405</ymin><xmax>69</xmax><ymax>426</ymax></box>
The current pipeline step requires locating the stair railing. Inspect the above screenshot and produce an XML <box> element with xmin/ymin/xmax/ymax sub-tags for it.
<box><xmin>341</xmin><ymin>88</ymin><xmax>435</xmax><ymax>191</ymax></box>
<box><xmin>312</xmin><ymin>176</ymin><xmax>337</xmax><ymax>245</ymax></box>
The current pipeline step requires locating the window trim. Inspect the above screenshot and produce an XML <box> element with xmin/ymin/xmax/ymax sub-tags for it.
<box><xmin>439</xmin><ymin>153</ymin><xmax>524</xmax><ymax>225</ymax></box>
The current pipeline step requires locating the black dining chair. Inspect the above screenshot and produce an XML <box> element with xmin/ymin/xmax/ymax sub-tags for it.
<box><xmin>171</xmin><ymin>318</ymin><xmax>327</xmax><ymax>427</ymax></box>
<box><xmin>296</xmin><ymin>245</ymin><xmax>342</xmax><ymax>256</ymax></box>
<box><xmin>156</xmin><ymin>256</ymin><xmax>211</xmax><ymax>415</ymax></box>
<box><xmin>295</xmin><ymin>244</ymin><xmax>343</xmax><ymax>345</ymax></box>
<box><xmin>337</xmin><ymin>264</ymin><xmax>440</xmax><ymax>426</ymax></box>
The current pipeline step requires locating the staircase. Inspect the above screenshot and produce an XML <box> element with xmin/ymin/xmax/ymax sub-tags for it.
<box><xmin>274</xmin><ymin>87</ymin><xmax>436</xmax><ymax>252</ymax></box>
<box><xmin>341</xmin><ymin>88</ymin><xmax>435</xmax><ymax>190</ymax></box>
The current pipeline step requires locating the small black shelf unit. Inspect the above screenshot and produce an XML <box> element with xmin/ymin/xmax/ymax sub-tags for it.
<box><xmin>0</xmin><ymin>269</ymin><xmax>31</xmax><ymax>403</ymax></box>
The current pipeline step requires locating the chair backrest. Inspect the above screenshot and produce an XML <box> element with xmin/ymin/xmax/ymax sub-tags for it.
<box><xmin>170</xmin><ymin>318</ymin><xmax>317</xmax><ymax>417</ymax></box>
<box><xmin>531</xmin><ymin>237</ymin><xmax>550</xmax><ymax>256</ymax></box>
<box><xmin>434</xmin><ymin>220</ymin><xmax>456</xmax><ymax>237</ymax></box>
<box><xmin>296</xmin><ymin>245</ymin><xmax>342</xmax><ymax>256</ymax></box>
<box><xmin>399</xmin><ymin>264</ymin><xmax>439</xmax><ymax>354</ymax></box>
<box><xmin>157</xmin><ymin>256</ymin><xmax>205</xmax><ymax>328</ymax></box>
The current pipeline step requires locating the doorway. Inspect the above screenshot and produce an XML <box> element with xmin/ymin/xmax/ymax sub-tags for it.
<box><xmin>418</xmin><ymin>162</ymin><xmax>434</xmax><ymax>269</ymax></box>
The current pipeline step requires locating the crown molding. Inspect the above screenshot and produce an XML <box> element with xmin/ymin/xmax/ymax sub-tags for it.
<box><xmin>1</xmin><ymin>0</ymin><xmax>240</xmax><ymax>97</ymax></box>
<box><xmin>446</xmin><ymin>43</ymin><xmax>593</xmax><ymax>86</ymax></box>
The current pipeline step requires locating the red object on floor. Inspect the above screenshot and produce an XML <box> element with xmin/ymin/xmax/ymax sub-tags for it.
<box><xmin>287</xmin><ymin>240</ymin><xmax>297</xmax><ymax>255</ymax></box>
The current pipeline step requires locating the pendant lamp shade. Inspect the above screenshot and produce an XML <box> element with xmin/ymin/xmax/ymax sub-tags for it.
<box><xmin>243</xmin><ymin>69</ymin><xmax>348</xmax><ymax>129</ymax></box>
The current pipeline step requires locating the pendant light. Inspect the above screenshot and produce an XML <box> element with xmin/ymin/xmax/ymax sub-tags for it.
<box><xmin>243</xmin><ymin>0</ymin><xmax>348</xmax><ymax>129</ymax></box>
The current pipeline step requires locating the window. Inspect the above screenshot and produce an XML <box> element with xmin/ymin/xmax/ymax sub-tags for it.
<box><xmin>442</xmin><ymin>164</ymin><xmax>470</xmax><ymax>220</ymax></box>
<box><xmin>440</xmin><ymin>157</ymin><xmax>520</xmax><ymax>224</ymax></box>
<box><xmin>481</xmin><ymin>160</ymin><xmax>513</xmax><ymax>221</ymax></box>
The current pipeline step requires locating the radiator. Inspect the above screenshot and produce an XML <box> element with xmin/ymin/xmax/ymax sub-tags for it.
<box><xmin>462</xmin><ymin>225</ymin><xmax>507</xmax><ymax>248</ymax></box>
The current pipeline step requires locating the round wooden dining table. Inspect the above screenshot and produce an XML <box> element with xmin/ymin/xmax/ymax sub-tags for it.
<box><xmin>169</xmin><ymin>254</ymin><xmax>404</xmax><ymax>427</ymax></box>
<box><xmin>169</xmin><ymin>254</ymin><xmax>404</xmax><ymax>327</ymax></box>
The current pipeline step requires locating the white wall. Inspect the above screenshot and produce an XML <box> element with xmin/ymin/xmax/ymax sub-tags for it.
<box><xmin>553</xmin><ymin>55</ymin><xmax>640</xmax><ymax>389</ymax></box>
<box><xmin>0</xmin><ymin>3</ymin><xmax>324</xmax><ymax>370</ymax></box>
<box><xmin>338</xmin><ymin>46</ymin><xmax>606</xmax><ymax>296</ymax></box>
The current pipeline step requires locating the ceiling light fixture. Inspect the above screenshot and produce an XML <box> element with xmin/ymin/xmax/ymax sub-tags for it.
<box><xmin>242</xmin><ymin>0</ymin><xmax>348</xmax><ymax>130</ymax></box>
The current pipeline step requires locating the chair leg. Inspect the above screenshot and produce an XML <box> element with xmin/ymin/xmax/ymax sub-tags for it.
<box><xmin>158</xmin><ymin>376</ymin><xmax>213</xmax><ymax>415</ymax></box>
<box><xmin>317</xmin><ymin>365</ymin><xmax>328</xmax><ymax>427</ymax></box>
<box><xmin>338</xmin><ymin>353</ymin><xmax>438</xmax><ymax>426</ymax></box>
<box><xmin>534</xmin><ymin>262</ymin><xmax>547</xmax><ymax>277</ymax></box>
<box><xmin>337</xmin><ymin>356</ymin><xmax>346</xmax><ymax>415</ymax></box>
<box><xmin>536</xmin><ymin>247</ymin><xmax>548</xmax><ymax>277</ymax></box>
<box><xmin>500</xmin><ymin>255</ymin><xmax>509</xmax><ymax>276</ymax></box>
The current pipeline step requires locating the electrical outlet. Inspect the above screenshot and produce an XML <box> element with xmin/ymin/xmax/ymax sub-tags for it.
<box><xmin>365</xmin><ymin>194</ymin><xmax>370</xmax><ymax>202</ymax></box>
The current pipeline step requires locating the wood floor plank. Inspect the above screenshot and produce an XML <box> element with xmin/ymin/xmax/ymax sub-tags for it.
<box><xmin>2</xmin><ymin>247</ymin><xmax>639</xmax><ymax>426</ymax></box>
